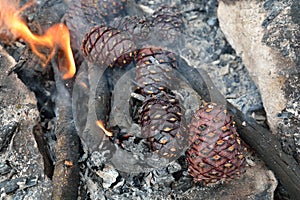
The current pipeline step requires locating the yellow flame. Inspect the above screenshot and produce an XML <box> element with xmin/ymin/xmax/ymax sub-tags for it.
<box><xmin>0</xmin><ymin>0</ymin><xmax>76</xmax><ymax>79</ymax></box>
<box><xmin>96</xmin><ymin>120</ymin><xmax>113</xmax><ymax>137</ymax></box>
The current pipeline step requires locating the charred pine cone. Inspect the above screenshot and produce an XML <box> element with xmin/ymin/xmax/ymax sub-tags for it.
<box><xmin>63</xmin><ymin>1</ymin><xmax>105</xmax><ymax>64</ymax></box>
<box><xmin>110</xmin><ymin>16</ymin><xmax>152</xmax><ymax>46</ymax></box>
<box><xmin>151</xmin><ymin>6</ymin><xmax>185</xmax><ymax>47</ymax></box>
<box><xmin>139</xmin><ymin>92</ymin><xmax>187</xmax><ymax>159</ymax></box>
<box><xmin>186</xmin><ymin>103</ymin><xmax>246</xmax><ymax>185</ymax></box>
<box><xmin>135</xmin><ymin>47</ymin><xmax>178</xmax><ymax>95</ymax></box>
<box><xmin>79</xmin><ymin>0</ymin><xmax>127</xmax><ymax>23</ymax></box>
<box><xmin>82</xmin><ymin>26</ymin><xmax>137</xmax><ymax>67</ymax></box>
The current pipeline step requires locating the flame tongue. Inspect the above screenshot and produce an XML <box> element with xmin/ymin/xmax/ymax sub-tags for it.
<box><xmin>96</xmin><ymin>120</ymin><xmax>113</xmax><ymax>137</ymax></box>
<box><xmin>0</xmin><ymin>0</ymin><xmax>76</xmax><ymax>79</ymax></box>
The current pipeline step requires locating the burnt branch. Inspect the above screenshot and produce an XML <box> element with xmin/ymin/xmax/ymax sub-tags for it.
<box><xmin>228</xmin><ymin>100</ymin><xmax>300</xmax><ymax>200</ymax></box>
<box><xmin>32</xmin><ymin>123</ymin><xmax>54</xmax><ymax>178</ymax></box>
<box><xmin>52</xmin><ymin>105</ymin><xmax>80</xmax><ymax>200</ymax></box>
<box><xmin>12</xmin><ymin>49</ymin><xmax>80</xmax><ymax>198</ymax></box>
<box><xmin>51</xmin><ymin>61</ymin><xmax>80</xmax><ymax>200</ymax></box>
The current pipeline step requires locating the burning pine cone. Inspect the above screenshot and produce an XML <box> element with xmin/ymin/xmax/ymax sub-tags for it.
<box><xmin>186</xmin><ymin>103</ymin><xmax>246</xmax><ymax>185</ymax></box>
<box><xmin>135</xmin><ymin>47</ymin><xmax>178</xmax><ymax>95</ymax></box>
<box><xmin>139</xmin><ymin>92</ymin><xmax>187</xmax><ymax>159</ymax></box>
<box><xmin>82</xmin><ymin>26</ymin><xmax>137</xmax><ymax>67</ymax></box>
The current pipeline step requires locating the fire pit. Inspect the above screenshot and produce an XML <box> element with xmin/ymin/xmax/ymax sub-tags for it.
<box><xmin>1</xmin><ymin>0</ymin><xmax>299</xmax><ymax>199</ymax></box>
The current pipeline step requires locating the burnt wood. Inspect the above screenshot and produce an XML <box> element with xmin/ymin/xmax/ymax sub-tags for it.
<box><xmin>13</xmin><ymin>50</ymin><xmax>56</xmax><ymax>178</ymax></box>
<box><xmin>32</xmin><ymin>123</ymin><xmax>54</xmax><ymax>178</ymax></box>
<box><xmin>13</xmin><ymin>52</ymin><xmax>56</xmax><ymax>120</ymax></box>
<box><xmin>51</xmin><ymin>62</ymin><xmax>80</xmax><ymax>200</ymax></box>
<box><xmin>51</xmin><ymin>105</ymin><xmax>80</xmax><ymax>200</ymax></box>
<box><xmin>13</xmin><ymin>50</ymin><xmax>81</xmax><ymax>199</ymax></box>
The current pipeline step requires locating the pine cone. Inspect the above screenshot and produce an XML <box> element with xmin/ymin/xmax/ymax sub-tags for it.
<box><xmin>110</xmin><ymin>15</ymin><xmax>151</xmax><ymax>45</ymax></box>
<box><xmin>79</xmin><ymin>0</ymin><xmax>127</xmax><ymax>23</ymax></box>
<box><xmin>186</xmin><ymin>103</ymin><xmax>246</xmax><ymax>185</ymax></box>
<box><xmin>64</xmin><ymin>1</ymin><xmax>105</xmax><ymax>51</ymax></box>
<box><xmin>151</xmin><ymin>6</ymin><xmax>185</xmax><ymax>48</ymax></box>
<box><xmin>135</xmin><ymin>47</ymin><xmax>178</xmax><ymax>95</ymax></box>
<box><xmin>82</xmin><ymin>26</ymin><xmax>137</xmax><ymax>67</ymax></box>
<box><xmin>139</xmin><ymin>92</ymin><xmax>187</xmax><ymax>159</ymax></box>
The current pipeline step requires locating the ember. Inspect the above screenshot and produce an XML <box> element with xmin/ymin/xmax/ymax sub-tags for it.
<box><xmin>0</xmin><ymin>0</ymin><xmax>75</xmax><ymax>79</ymax></box>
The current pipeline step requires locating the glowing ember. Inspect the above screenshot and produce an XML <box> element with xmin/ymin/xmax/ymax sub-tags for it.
<box><xmin>0</xmin><ymin>0</ymin><xmax>76</xmax><ymax>79</ymax></box>
<box><xmin>96</xmin><ymin>120</ymin><xmax>113</xmax><ymax>137</ymax></box>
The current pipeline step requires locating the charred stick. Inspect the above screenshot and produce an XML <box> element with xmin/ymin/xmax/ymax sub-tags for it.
<box><xmin>51</xmin><ymin>61</ymin><xmax>80</xmax><ymax>200</ymax></box>
<box><xmin>52</xmin><ymin>106</ymin><xmax>80</xmax><ymax>200</ymax></box>
<box><xmin>32</xmin><ymin>123</ymin><xmax>54</xmax><ymax>178</ymax></box>
<box><xmin>228</xmin><ymin>100</ymin><xmax>300</xmax><ymax>199</ymax></box>
<box><xmin>12</xmin><ymin>50</ymin><xmax>80</xmax><ymax>197</ymax></box>
<box><xmin>176</xmin><ymin>57</ymin><xmax>212</xmax><ymax>103</ymax></box>
<box><xmin>177</xmin><ymin>56</ymin><xmax>300</xmax><ymax>199</ymax></box>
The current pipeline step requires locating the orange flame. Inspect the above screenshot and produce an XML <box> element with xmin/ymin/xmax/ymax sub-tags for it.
<box><xmin>0</xmin><ymin>0</ymin><xmax>75</xmax><ymax>79</ymax></box>
<box><xmin>96</xmin><ymin>120</ymin><xmax>113</xmax><ymax>137</ymax></box>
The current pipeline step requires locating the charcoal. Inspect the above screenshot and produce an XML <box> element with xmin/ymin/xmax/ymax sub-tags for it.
<box><xmin>0</xmin><ymin>122</ymin><xmax>18</xmax><ymax>151</ymax></box>
<box><xmin>0</xmin><ymin>179</ymin><xmax>19</xmax><ymax>195</ymax></box>
<box><xmin>167</xmin><ymin>161</ymin><xmax>182</xmax><ymax>174</ymax></box>
<box><xmin>0</xmin><ymin>162</ymin><xmax>12</xmax><ymax>175</ymax></box>
<box><xmin>0</xmin><ymin>177</ymin><xmax>38</xmax><ymax>196</ymax></box>
<box><xmin>13</xmin><ymin>54</ymin><xmax>56</xmax><ymax>120</ymax></box>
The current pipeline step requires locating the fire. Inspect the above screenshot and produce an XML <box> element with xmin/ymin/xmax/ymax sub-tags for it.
<box><xmin>0</xmin><ymin>0</ymin><xmax>75</xmax><ymax>79</ymax></box>
<box><xmin>96</xmin><ymin>120</ymin><xmax>113</xmax><ymax>137</ymax></box>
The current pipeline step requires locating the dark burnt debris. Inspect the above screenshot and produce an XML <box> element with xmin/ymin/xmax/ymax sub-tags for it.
<box><xmin>0</xmin><ymin>0</ymin><xmax>299</xmax><ymax>199</ymax></box>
